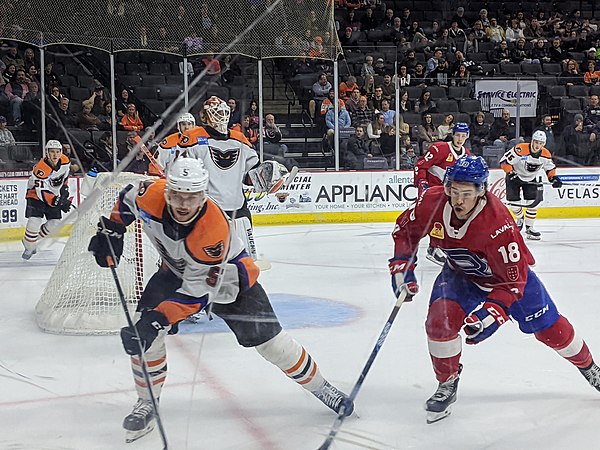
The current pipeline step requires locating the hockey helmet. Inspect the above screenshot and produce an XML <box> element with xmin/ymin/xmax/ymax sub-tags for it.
<box><xmin>201</xmin><ymin>96</ymin><xmax>230</xmax><ymax>134</ymax></box>
<box><xmin>45</xmin><ymin>139</ymin><xmax>63</xmax><ymax>151</ymax></box>
<box><xmin>177</xmin><ymin>112</ymin><xmax>196</xmax><ymax>133</ymax></box>
<box><xmin>166</xmin><ymin>158</ymin><xmax>209</xmax><ymax>193</ymax></box>
<box><xmin>453</xmin><ymin>122</ymin><xmax>470</xmax><ymax>135</ymax></box>
<box><xmin>444</xmin><ymin>155</ymin><xmax>489</xmax><ymax>189</ymax></box>
<box><xmin>530</xmin><ymin>130</ymin><xmax>546</xmax><ymax>157</ymax></box>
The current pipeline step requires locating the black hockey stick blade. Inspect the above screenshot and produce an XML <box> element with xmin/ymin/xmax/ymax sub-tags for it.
<box><xmin>505</xmin><ymin>182</ymin><xmax>544</xmax><ymax>209</ymax></box>
<box><xmin>318</xmin><ymin>289</ymin><xmax>409</xmax><ymax>450</ymax></box>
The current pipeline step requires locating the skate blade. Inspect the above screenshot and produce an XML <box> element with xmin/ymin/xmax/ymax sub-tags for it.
<box><xmin>125</xmin><ymin>422</ymin><xmax>155</xmax><ymax>443</ymax></box>
<box><xmin>426</xmin><ymin>407</ymin><xmax>452</xmax><ymax>424</ymax></box>
<box><xmin>425</xmin><ymin>254</ymin><xmax>445</xmax><ymax>267</ymax></box>
<box><xmin>255</xmin><ymin>258</ymin><xmax>272</xmax><ymax>271</ymax></box>
<box><xmin>526</xmin><ymin>235</ymin><xmax>541</xmax><ymax>241</ymax></box>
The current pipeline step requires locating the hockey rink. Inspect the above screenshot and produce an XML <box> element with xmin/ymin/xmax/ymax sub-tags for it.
<box><xmin>1</xmin><ymin>218</ymin><xmax>600</xmax><ymax>450</ymax></box>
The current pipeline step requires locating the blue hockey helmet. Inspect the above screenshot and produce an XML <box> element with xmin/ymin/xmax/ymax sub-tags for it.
<box><xmin>444</xmin><ymin>155</ymin><xmax>489</xmax><ymax>189</ymax></box>
<box><xmin>453</xmin><ymin>122</ymin><xmax>470</xmax><ymax>134</ymax></box>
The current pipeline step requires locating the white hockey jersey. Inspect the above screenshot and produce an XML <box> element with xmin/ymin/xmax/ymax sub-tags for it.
<box><xmin>500</xmin><ymin>143</ymin><xmax>557</xmax><ymax>182</ymax></box>
<box><xmin>26</xmin><ymin>154</ymin><xmax>70</xmax><ymax>205</ymax></box>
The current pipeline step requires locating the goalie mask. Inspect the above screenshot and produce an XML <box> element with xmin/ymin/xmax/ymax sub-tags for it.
<box><xmin>201</xmin><ymin>96</ymin><xmax>230</xmax><ymax>134</ymax></box>
<box><xmin>177</xmin><ymin>112</ymin><xmax>196</xmax><ymax>134</ymax></box>
<box><xmin>165</xmin><ymin>158</ymin><xmax>209</xmax><ymax>224</ymax></box>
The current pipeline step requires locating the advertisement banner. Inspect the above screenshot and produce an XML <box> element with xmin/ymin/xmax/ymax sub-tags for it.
<box><xmin>475</xmin><ymin>79</ymin><xmax>538</xmax><ymax>117</ymax></box>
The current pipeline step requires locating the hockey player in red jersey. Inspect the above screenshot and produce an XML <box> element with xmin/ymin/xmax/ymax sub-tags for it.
<box><xmin>389</xmin><ymin>155</ymin><xmax>600</xmax><ymax>424</ymax></box>
<box><xmin>88</xmin><ymin>159</ymin><xmax>352</xmax><ymax>443</ymax></box>
<box><xmin>414</xmin><ymin>122</ymin><xmax>470</xmax><ymax>265</ymax></box>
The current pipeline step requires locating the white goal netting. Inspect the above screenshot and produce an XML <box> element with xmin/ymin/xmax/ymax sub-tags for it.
<box><xmin>35</xmin><ymin>172</ymin><xmax>160</xmax><ymax>335</ymax></box>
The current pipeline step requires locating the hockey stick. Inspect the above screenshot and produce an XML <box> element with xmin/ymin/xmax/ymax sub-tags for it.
<box><xmin>504</xmin><ymin>182</ymin><xmax>544</xmax><ymax>209</ymax></box>
<box><xmin>132</xmin><ymin>135</ymin><xmax>165</xmax><ymax>177</ymax></box>
<box><xmin>318</xmin><ymin>289</ymin><xmax>409</xmax><ymax>450</ymax></box>
<box><xmin>106</xmin><ymin>255</ymin><xmax>169</xmax><ymax>450</ymax></box>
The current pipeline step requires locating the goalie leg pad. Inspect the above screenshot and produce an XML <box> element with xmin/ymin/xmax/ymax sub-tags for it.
<box><xmin>255</xmin><ymin>330</ymin><xmax>324</xmax><ymax>392</ymax></box>
<box><xmin>233</xmin><ymin>216</ymin><xmax>257</xmax><ymax>260</ymax></box>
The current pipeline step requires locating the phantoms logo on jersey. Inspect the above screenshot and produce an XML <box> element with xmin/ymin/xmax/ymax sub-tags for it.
<box><xmin>209</xmin><ymin>147</ymin><xmax>240</xmax><ymax>170</ymax></box>
<box><xmin>203</xmin><ymin>240</ymin><xmax>225</xmax><ymax>258</ymax></box>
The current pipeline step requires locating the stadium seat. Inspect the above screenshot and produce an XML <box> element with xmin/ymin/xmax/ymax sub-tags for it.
<box><xmin>69</xmin><ymin>87</ymin><xmax>90</xmax><ymax>101</ymax></box>
<box><xmin>568</xmin><ymin>85</ymin><xmax>590</xmax><ymax>98</ymax></box>
<box><xmin>157</xmin><ymin>85</ymin><xmax>184</xmax><ymax>101</ymax></box>
<box><xmin>547</xmin><ymin>85</ymin><xmax>567</xmax><ymax>99</ymax></box>
<box><xmin>149</xmin><ymin>63</ymin><xmax>172</xmax><ymax>76</ymax></box>
<box><xmin>77</xmin><ymin>75</ymin><xmax>95</xmax><ymax>88</ymax></box>
<box><xmin>482</xmin><ymin>145</ymin><xmax>505</xmax><ymax>168</ymax></box>
<box><xmin>140</xmin><ymin>53</ymin><xmax>166</xmax><ymax>64</ymax></box>
<box><xmin>436</xmin><ymin>99</ymin><xmax>459</xmax><ymax>112</ymax></box>
<box><xmin>144</xmin><ymin>100</ymin><xmax>165</xmax><ymax>115</ymax></box>
<box><xmin>427</xmin><ymin>86</ymin><xmax>447</xmax><ymax>100</ymax></box>
<box><xmin>134</xmin><ymin>87</ymin><xmax>158</xmax><ymax>100</ymax></box>
<box><xmin>560</xmin><ymin>98</ymin><xmax>582</xmax><ymax>112</ymax></box>
<box><xmin>542</xmin><ymin>63</ymin><xmax>562</xmax><ymax>75</ymax></box>
<box><xmin>125</xmin><ymin>63</ymin><xmax>148</xmax><ymax>75</ymax></box>
<box><xmin>448</xmin><ymin>86</ymin><xmax>471</xmax><ymax>100</ymax></box>
<box><xmin>118</xmin><ymin>75</ymin><xmax>142</xmax><ymax>87</ymax></box>
<box><xmin>404</xmin><ymin>86</ymin><xmax>424</xmax><ymax>100</ymax></box>
<box><xmin>459</xmin><ymin>99</ymin><xmax>482</xmax><ymax>114</ymax></box>
<box><xmin>61</xmin><ymin>75</ymin><xmax>77</xmax><ymax>87</ymax></box>
<box><xmin>141</xmin><ymin>75</ymin><xmax>166</xmax><ymax>87</ymax></box>
<box><xmin>521</xmin><ymin>63</ymin><xmax>542</xmax><ymax>75</ymax></box>
<box><xmin>500</xmin><ymin>63</ymin><xmax>522</xmax><ymax>76</ymax></box>
<box><xmin>590</xmin><ymin>85</ymin><xmax>600</xmax><ymax>97</ymax></box>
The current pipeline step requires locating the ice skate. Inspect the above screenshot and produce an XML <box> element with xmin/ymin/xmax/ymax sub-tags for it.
<box><xmin>425</xmin><ymin>365</ymin><xmax>462</xmax><ymax>424</ymax></box>
<box><xmin>516</xmin><ymin>217</ymin><xmax>524</xmax><ymax>230</ymax></box>
<box><xmin>21</xmin><ymin>248</ymin><xmax>37</xmax><ymax>260</ymax></box>
<box><xmin>123</xmin><ymin>398</ymin><xmax>156</xmax><ymax>443</ymax></box>
<box><xmin>312</xmin><ymin>380</ymin><xmax>354</xmax><ymax>416</ymax></box>
<box><xmin>184</xmin><ymin>310</ymin><xmax>206</xmax><ymax>324</ymax></box>
<box><xmin>579</xmin><ymin>362</ymin><xmax>600</xmax><ymax>392</ymax></box>
<box><xmin>426</xmin><ymin>246</ymin><xmax>446</xmax><ymax>266</ymax></box>
<box><xmin>525</xmin><ymin>226</ymin><xmax>541</xmax><ymax>241</ymax></box>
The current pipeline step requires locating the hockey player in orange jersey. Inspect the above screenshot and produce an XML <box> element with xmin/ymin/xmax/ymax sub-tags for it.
<box><xmin>88</xmin><ymin>158</ymin><xmax>353</xmax><ymax>443</ymax></box>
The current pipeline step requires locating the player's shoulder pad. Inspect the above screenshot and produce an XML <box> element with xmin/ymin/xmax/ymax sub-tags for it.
<box><xmin>179</xmin><ymin>127</ymin><xmax>210</xmax><ymax>148</ymax></box>
<box><xmin>513</xmin><ymin>143</ymin><xmax>528</xmax><ymax>155</ymax></box>
<box><xmin>135</xmin><ymin>178</ymin><xmax>167</xmax><ymax>218</ymax></box>
<box><xmin>59</xmin><ymin>154</ymin><xmax>70</xmax><ymax>165</ymax></box>
<box><xmin>228</xmin><ymin>129</ymin><xmax>253</xmax><ymax>148</ymax></box>
<box><xmin>540</xmin><ymin>148</ymin><xmax>553</xmax><ymax>158</ymax></box>
<box><xmin>186</xmin><ymin>199</ymin><xmax>230</xmax><ymax>264</ymax></box>
<box><xmin>159</xmin><ymin>132</ymin><xmax>182</xmax><ymax>149</ymax></box>
<box><xmin>32</xmin><ymin>159</ymin><xmax>53</xmax><ymax>179</ymax></box>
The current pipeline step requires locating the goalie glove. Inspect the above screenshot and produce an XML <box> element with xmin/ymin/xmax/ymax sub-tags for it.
<box><xmin>121</xmin><ymin>310</ymin><xmax>170</xmax><ymax>356</ymax></box>
<box><xmin>88</xmin><ymin>216</ymin><xmax>127</xmax><ymax>267</ymax></box>
<box><xmin>388</xmin><ymin>257</ymin><xmax>419</xmax><ymax>301</ymax></box>
<box><xmin>248</xmin><ymin>161</ymin><xmax>289</xmax><ymax>194</ymax></box>
<box><xmin>463</xmin><ymin>301</ymin><xmax>509</xmax><ymax>345</ymax></box>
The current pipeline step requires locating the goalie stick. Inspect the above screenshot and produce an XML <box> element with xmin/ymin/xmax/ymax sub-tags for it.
<box><xmin>318</xmin><ymin>288</ymin><xmax>409</xmax><ymax>450</ymax></box>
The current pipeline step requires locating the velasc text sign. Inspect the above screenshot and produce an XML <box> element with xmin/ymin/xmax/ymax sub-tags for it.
<box><xmin>475</xmin><ymin>79</ymin><xmax>538</xmax><ymax>117</ymax></box>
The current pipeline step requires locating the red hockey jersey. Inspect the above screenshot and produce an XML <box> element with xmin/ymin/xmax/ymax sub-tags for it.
<box><xmin>392</xmin><ymin>186</ymin><xmax>535</xmax><ymax>307</ymax></box>
<box><xmin>414</xmin><ymin>141</ymin><xmax>469</xmax><ymax>187</ymax></box>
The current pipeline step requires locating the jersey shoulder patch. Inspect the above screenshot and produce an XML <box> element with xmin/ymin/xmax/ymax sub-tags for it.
<box><xmin>159</xmin><ymin>132</ymin><xmax>181</xmax><ymax>149</ymax></box>
<box><xmin>32</xmin><ymin>159</ymin><xmax>52</xmax><ymax>179</ymax></box>
<box><xmin>135</xmin><ymin>179</ymin><xmax>167</xmax><ymax>218</ymax></box>
<box><xmin>513</xmin><ymin>143</ymin><xmax>528</xmax><ymax>156</ymax></box>
<box><xmin>180</xmin><ymin>127</ymin><xmax>210</xmax><ymax>148</ymax></box>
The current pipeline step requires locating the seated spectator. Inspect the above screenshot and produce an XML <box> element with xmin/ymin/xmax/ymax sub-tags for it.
<box><xmin>320</xmin><ymin>88</ymin><xmax>345</xmax><ymax>116</ymax></box>
<box><xmin>583</xmin><ymin>60</ymin><xmax>600</xmax><ymax>85</ymax></box>
<box><xmin>77</xmin><ymin>103</ymin><xmax>102</xmax><ymax>130</ymax></box>
<box><xmin>263</xmin><ymin>113</ymin><xmax>289</xmax><ymax>158</ymax></box>
<box><xmin>309</xmin><ymin>73</ymin><xmax>331</xmax><ymax>119</ymax></box>
<box><xmin>344</xmin><ymin>125</ymin><xmax>369</xmax><ymax>170</ymax></box>
<box><xmin>561</xmin><ymin>114</ymin><xmax>596</xmax><ymax>165</ymax></box>
<box><xmin>360</xmin><ymin>55</ymin><xmax>376</xmax><ymax>77</ymax></box>
<box><xmin>360</xmin><ymin>7</ymin><xmax>378</xmax><ymax>32</ymax></box>
<box><xmin>437</xmin><ymin>113</ymin><xmax>455</xmax><ymax>140</ymax></box>
<box><xmin>221</xmin><ymin>55</ymin><xmax>241</xmax><ymax>84</ymax></box>
<box><xmin>398</xmin><ymin>90</ymin><xmax>412</xmax><ymax>114</ymax></box>
<box><xmin>116</xmin><ymin>89</ymin><xmax>133</xmax><ymax>118</ymax></box>
<box><xmin>120</xmin><ymin>103</ymin><xmax>144</xmax><ymax>131</ymax></box>
<box><xmin>451</xmin><ymin>64</ymin><xmax>471</xmax><ymax>88</ymax></box>
<box><xmin>374</xmin><ymin>57</ymin><xmax>387</xmax><ymax>76</ymax></box>
<box><xmin>325</xmin><ymin>105</ymin><xmax>352</xmax><ymax>148</ymax></box>
<box><xmin>505</xmin><ymin>19</ymin><xmax>525</xmax><ymax>43</ymax></box>
<box><xmin>43</xmin><ymin>63</ymin><xmax>61</xmax><ymax>91</ymax></box>
<box><xmin>124</xmin><ymin>136</ymin><xmax>151</xmax><ymax>174</ymax></box>
<box><xmin>489</xmin><ymin>108</ymin><xmax>523</xmax><ymax>149</ymax></box>
<box><xmin>2</xmin><ymin>46</ymin><xmax>24</xmax><ymax>69</ymax></box>
<box><xmin>534</xmin><ymin>114</ymin><xmax>557</xmax><ymax>152</ymax></box>
<box><xmin>429</xmin><ymin>57</ymin><xmax>450</xmax><ymax>87</ymax></box>
<box><xmin>368</xmin><ymin>86</ymin><xmax>385</xmax><ymax>112</ymax></box>
<box><xmin>411</xmin><ymin>63</ymin><xmax>428</xmax><ymax>87</ymax></box>
<box><xmin>472</xmin><ymin>20</ymin><xmax>487</xmax><ymax>41</ymax></box>
<box><xmin>361</xmin><ymin>74</ymin><xmax>375</xmax><ymax>97</ymax></box>
<box><xmin>389</xmin><ymin>18</ymin><xmax>405</xmax><ymax>45</ymax></box>
<box><xmin>351</xmin><ymin>96</ymin><xmax>374</xmax><ymax>128</ymax></box>
<box><xmin>47</xmin><ymin>85</ymin><xmax>62</xmax><ymax>113</ymax></box>
<box><xmin>366</xmin><ymin>113</ymin><xmax>386</xmax><ymax>153</ymax></box>
<box><xmin>451</xmin><ymin>6</ymin><xmax>470</xmax><ymax>30</ymax></box>
<box><xmin>0</xmin><ymin>115</ymin><xmax>15</xmax><ymax>162</ymax></box>
<box><xmin>414</xmin><ymin>89</ymin><xmax>436</xmax><ymax>114</ymax></box>
<box><xmin>584</xmin><ymin>95</ymin><xmax>600</xmax><ymax>130</ymax></box>
<box><xmin>23</xmin><ymin>81</ymin><xmax>41</xmax><ymax>130</ymax></box>
<box><xmin>3</xmin><ymin>68</ymin><xmax>29</xmax><ymax>126</ymax></box>
<box><xmin>339</xmin><ymin>27</ymin><xmax>359</xmax><ymax>48</ymax></box>
<box><xmin>22</xmin><ymin>48</ymin><xmax>37</xmax><ymax>71</ymax></box>
<box><xmin>426</xmin><ymin>49</ymin><xmax>443</xmax><ymax>75</ymax></box>
<box><xmin>525</xmin><ymin>19</ymin><xmax>545</xmax><ymax>41</ymax></box>
<box><xmin>47</xmin><ymin>96</ymin><xmax>74</xmax><ymax>139</ymax></box>
<box><xmin>559</xmin><ymin>59</ymin><xmax>583</xmax><ymax>85</ymax></box>
<box><xmin>201</xmin><ymin>53</ymin><xmax>221</xmax><ymax>75</ymax></box>
<box><xmin>379</xmin><ymin>124</ymin><xmax>397</xmax><ymax>160</ymax></box>
<box><xmin>417</xmin><ymin>112</ymin><xmax>437</xmax><ymax>152</ymax></box>
<box><xmin>308</xmin><ymin>36</ymin><xmax>327</xmax><ymax>58</ymax></box>
<box><xmin>62</xmin><ymin>142</ymin><xmax>82</xmax><ymax>174</ymax></box>
<box><xmin>245</xmin><ymin>100</ymin><xmax>260</xmax><ymax>129</ymax></box>
<box><xmin>380</xmin><ymin>74</ymin><xmax>395</xmax><ymax>102</ymax></box>
<box><xmin>380</xmin><ymin>99</ymin><xmax>396</xmax><ymax>126</ymax></box>
<box><xmin>549</xmin><ymin>37</ymin><xmax>571</xmax><ymax>64</ymax></box>
<box><xmin>340</xmin><ymin>10</ymin><xmax>361</xmax><ymax>32</ymax></box>
<box><xmin>83</xmin><ymin>85</ymin><xmax>108</xmax><ymax>116</ymax></box>
<box><xmin>233</xmin><ymin>115</ymin><xmax>258</xmax><ymax>149</ymax></box>
<box><xmin>25</xmin><ymin>64</ymin><xmax>39</xmax><ymax>84</ymax></box>
<box><xmin>402</xmin><ymin>50</ymin><xmax>418</xmax><ymax>72</ymax></box>
<box><xmin>531</xmin><ymin>39</ymin><xmax>551</xmax><ymax>64</ymax></box>
<box><xmin>511</xmin><ymin>38</ymin><xmax>534</xmax><ymax>64</ymax></box>
<box><xmin>489</xmin><ymin>40</ymin><xmax>511</xmax><ymax>64</ymax></box>
<box><xmin>345</xmin><ymin>88</ymin><xmax>361</xmax><ymax>114</ymax></box>
<box><xmin>97</xmin><ymin>102</ymin><xmax>113</xmax><ymax>131</ymax></box>
<box><xmin>395</xmin><ymin>65</ymin><xmax>411</xmax><ymax>88</ymax></box>
<box><xmin>227</xmin><ymin>97</ymin><xmax>242</xmax><ymax>129</ymax></box>
<box><xmin>3</xmin><ymin>64</ymin><xmax>16</xmax><ymax>83</ymax></box>
<box><xmin>339</xmin><ymin>75</ymin><xmax>359</xmax><ymax>100</ymax></box>
<box><xmin>470</xmin><ymin>111</ymin><xmax>490</xmax><ymax>155</ymax></box>
<box><xmin>486</xmin><ymin>18</ymin><xmax>505</xmax><ymax>43</ymax></box>
<box><xmin>400</xmin><ymin>137</ymin><xmax>418</xmax><ymax>169</ymax></box>
<box><xmin>448</xmin><ymin>21</ymin><xmax>466</xmax><ymax>41</ymax></box>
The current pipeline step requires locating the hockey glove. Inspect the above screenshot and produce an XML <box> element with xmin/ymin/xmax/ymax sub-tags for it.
<box><xmin>121</xmin><ymin>310</ymin><xmax>170</xmax><ymax>356</ymax></box>
<box><xmin>463</xmin><ymin>301</ymin><xmax>509</xmax><ymax>345</ymax></box>
<box><xmin>549</xmin><ymin>176</ymin><xmax>562</xmax><ymax>188</ymax></box>
<box><xmin>506</xmin><ymin>171</ymin><xmax>519</xmax><ymax>182</ymax></box>
<box><xmin>58</xmin><ymin>196</ymin><xmax>73</xmax><ymax>213</ymax></box>
<box><xmin>88</xmin><ymin>216</ymin><xmax>127</xmax><ymax>267</ymax></box>
<box><xmin>417</xmin><ymin>179</ymin><xmax>429</xmax><ymax>197</ymax></box>
<box><xmin>248</xmin><ymin>160</ymin><xmax>289</xmax><ymax>194</ymax></box>
<box><xmin>389</xmin><ymin>257</ymin><xmax>419</xmax><ymax>301</ymax></box>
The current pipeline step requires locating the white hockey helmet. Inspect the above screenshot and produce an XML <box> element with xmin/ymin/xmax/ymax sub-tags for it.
<box><xmin>531</xmin><ymin>130</ymin><xmax>547</xmax><ymax>145</ymax></box>
<box><xmin>45</xmin><ymin>139</ymin><xmax>63</xmax><ymax>151</ymax></box>
<box><xmin>177</xmin><ymin>112</ymin><xmax>196</xmax><ymax>132</ymax></box>
<box><xmin>202</xmin><ymin>96</ymin><xmax>230</xmax><ymax>134</ymax></box>
<box><xmin>166</xmin><ymin>158</ymin><xmax>209</xmax><ymax>193</ymax></box>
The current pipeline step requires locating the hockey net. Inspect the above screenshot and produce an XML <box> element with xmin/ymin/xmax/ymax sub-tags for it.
<box><xmin>35</xmin><ymin>172</ymin><xmax>160</xmax><ymax>336</ymax></box>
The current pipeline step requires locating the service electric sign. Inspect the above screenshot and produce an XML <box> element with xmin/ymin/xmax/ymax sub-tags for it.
<box><xmin>475</xmin><ymin>79</ymin><xmax>538</xmax><ymax>117</ymax></box>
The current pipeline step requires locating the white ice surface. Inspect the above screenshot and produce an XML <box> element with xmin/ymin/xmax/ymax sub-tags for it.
<box><xmin>1</xmin><ymin>218</ymin><xmax>600</xmax><ymax>450</ymax></box>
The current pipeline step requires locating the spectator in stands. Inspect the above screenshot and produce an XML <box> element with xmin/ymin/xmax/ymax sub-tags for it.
<box><xmin>4</xmin><ymin>68</ymin><xmax>29</xmax><ymax>126</ymax></box>
<box><xmin>235</xmin><ymin>115</ymin><xmax>258</xmax><ymax>149</ymax></box>
<box><xmin>360</xmin><ymin>8</ymin><xmax>378</xmax><ymax>32</ymax></box>
<box><xmin>451</xmin><ymin>64</ymin><xmax>471</xmax><ymax>88</ymax></box>
<box><xmin>399</xmin><ymin>7</ymin><xmax>412</xmax><ymax>31</ymax></box>
<box><xmin>472</xmin><ymin>21</ymin><xmax>487</xmax><ymax>43</ymax></box>
<box><xmin>366</xmin><ymin>113</ymin><xmax>386</xmax><ymax>153</ymax></box>
<box><xmin>380</xmin><ymin>74</ymin><xmax>395</xmax><ymax>102</ymax></box>
<box><xmin>369</xmin><ymin>86</ymin><xmax>385</xmax><ymax>112</ymax></box>
<box><xmin>478</xmin><ymin>9</ymin><xmax>490</xmax><ymax>28</ymax></box>
<box><xmin>411</xmin><ymin>63</ymin><xmax>428</xmax><ymax>87</ymax></box>
<box><xmin>120</xmin><ymin>103</ymin><xmax>144</xmax><ymax>131</ymax></box>
<box><xmin>22</xmin><ymin>48</ymin><xmax>36</xmax><ymax>71</ymax></box>
<box><xmin>531</xmin><ymin>39</ymin><xmax>551</xmax><ymax>64</ymax></box>
<box><xmin>351</xmin><ymin>95</ymin><xmax>374</xmax><ymax>128</ymax></box>
<box><xmin>405</xmin><ymin>21</ymin><xmax>424</xmax><ymax>43</ymax></box>
<box><xmin>389</xmin><ymin>18</ymin><xmax>405</xmax><ymax>46</ymax></box>
<box><xmin>97</xmin><ymin>102</ymin><xmax>112</xmax><ymax>131</ymax></box>
<box><xmin>263</xmin><ymin>113</ymin><xmax>289</xmax><ymax>160</ymax></box>
<box><xmin>427</xmin><ymin>21</ymin><xmax>442</xmax><ymax>40</ymax></box>
<box><xmin>227</xmin><ymin>98</ymin><xmax>242</xmax><ymax>129</ymax></box>
<box><xmin>486</xmin><ymin>18</ymin><xmax>505</xmax><ymax>43</ymax></box>
<box><xmin>116</xmin><ymin>89</ymin><xmax>132</xmax><ymax>119</ymax></box>
<box><xmin>380</xmin><ymin>99</ymin><xmax>395</xmax><ymax>126</ymax></box>
<box><xmin>320</xmin><ymin>88</ymin><xmax>345</xmax><ymax>116</ymax></box>
<box><xmin>83</xmin><ymin>85</ymin><xmax>108</xmax><ymax>116</ymax></box>
<box><xmin>379</xmin><ymin>124</ymin><xmax>397</xmax><ymax>160</ymax></box>
<box><xmin>379</xmin><ymin>8</ymin><xmax>395</xmax><ymax>30</ymax></box>
<box><xmin>344</xmin><ymin>125</ymin><xmax>369</xmax><ymax>170</ymax></box>
<box><xmin>341</xmin><ymin>10</ymin><xmax>361</xmax><ymax>33</ymax></box>
<box><xmin>451</xmin><ymin>6</ymin><xmax>470</xmax><ymax>31</ymax></box>
<box><xmin>583</xmin><ymin>95</ymin><xmax>600</xmax><ymax>130</ymax></box>
<box><xmin>47</xmin><ymin>85</ymin><xmax>63</xmax><ymax>113</ymax></box>
<box><xmin>3</xmin><ymin>63</ymin><xmax>16</xmax><ymax>84</ymax></box>
<box><xmin>43</xmin><ymin>63</ymin><xmax>61</xmax><ymax>91</ymax></box>
<box><xmin>402</xmin><ymin>50</ymin><xmax>418</xmax><ymax>72</ymax></box>
<box><xmin>339</xmin><ymin>27</ymin><xmax>358</xmax><ymax>48</ymax></box>
<box><xmin>395</xmin><ymin>65</ymin><xmax>411</xmax><ymax>88</ymax></box>
<box><xmin>325</xmin><ymin>104</ymin><xmax>351</xmax><ymax>148</ymax></box>
<box><xmin>2</xmin><ymin>46</ymin><xmax>24</xmax><ymax>70</ymax></box>
<box><xmin>470</xmin><ymin>111</ymin><xmax>491</xmax><ymax>155</ymax></box>
<box><xmin>429</xmin><ymin>59</ymin><xmax>450</xmax><ymax>88</ymax></box>
<box><xmin>221</xmin><ymin>55</ymin><xmax>241</xmax><ymax>84</ymax></box>
<box><xmin>511</xmin><ymin>38</ymin><xmax>534</xmax><ymax>64</ymax></box>
<box><xmin>0</xmin><ymin>115</ymin><xmax>15</xmax><ymax>162</ymax></box>
<box><xmin>25</xmin><ymin>65</ymin><xmax>39</xmax><ymax>85</ymax></box>
<box><xmin>426</xmin><ymin>49</ymin><xmax>443</xmax><ymax>75</ymax></box>
<box><xmin>584</xmin><ymin>60</ymin><xmax>600</xmax><ymax>85</ymax></box>
<box><xmin>360</xmin><ymin>55</ymin><xmax>376</xmax><ymax>77</ymax></box>
<box><xmin>489</xmin><ymin>40</ymin><xmax>511</xmax><ymax>64</ymax></box>
<box><xmin>50</xmin><ymin>96</ymin><xmax>74</xmax><ymax>130</ymax></box>
<box><xmin>345</xmin><ymin>88</ymin><xmax>361</xmax><ymax>115</ymax></box>
<box><xmin>559</xmin><ymin>59</ymin><xmax>583</xmax><ymax>85</ymax></box>
<box><xmin>414</xmin><ymin>89</ymin><xmax>436</xmax><ymax>114</ymax></box>
<box><xmin>452</xmin><ymin>50</ymin><xmax>484</xmax><ymax>76</ymax></box>
<box><xmin>23</xmin><ymin>81</ymin><xmax>41</xmax><ymax>131</ymax></box>
<box><xmin>433</xmin><ymin>28</ymin><xmax>456</xmax><ymax>54</ymax></box>
<box><xmin>310</xmin><ymin>73</ymin><xmax>331</xmax><ymax>119</ymax></box>
<box><xmin>62</xmin><ymin>142</ymin><xmax>82</xmax><ymax>174</ymax></box>
<box><xmin>437</xmin><ymin>113</ymin><xmax>455</xmax><ymax>141</ymax></box>
<box><xmin>339</xmin><ymin>75</ymin><xmax>359</xmax><ymax>100</ymax></box>
<box><xmin>417</xmin><ymin>113</ymin><xmax>436</xmax><ymax>152</ymax></box>
<box><xmin>534</xmin><ymin>114</ymin><xmax>557</xmax><ymax>152</ymax></box>
<box><xmin>361</xmin><ymin>74</ymin><xmax>375</xmax><ymax>97</ymax></box>
<box><xmin>308</xmin><ymin>36</ymin><xmax>327</xmax><ymax>58</ymax></box>
<box><xmin>246</xmin><ymin>100</ymin><xmax>260</xmax><ymax>129</ymax></box>
<box><xmin>124</xmin><ymin>135</ymin><xmax>151</xmax><ymax>174</ymax></box>
<box><xmin>400</xmin><ymin>137</ymin><xmax>418</xmax><ymax>170</ymax></box>
<box><xmin>201</xmin><ymin>53</ymin><xmax>221</xmax><ymax>76</ymax></box>
<box><xmin>398</xmin><ymin>90</ymin><xmax>412</xmax><ymax>114</ymax></box>
<box><xmin>561</xmin><ymin>114</ymin><xmax>595</xmax><ymax>165</ymax></box>
<box><xmin>490</xmin><ymin>108</ymin><xmax>522</xmax><ymax>149</ymax></box>
<box><xmin>0</xmin><ymin>67</ymin><xmax>6</xmax><ymax>89</ymax></box>
<box><xmin>374</xmin><ymin>58</ymin><xmax>387</xmax><ymax>76</ymax></box>
<box><xmin>585</xmin><ymin>48</ymin><xmax>598</xmax><ymax>67</ymax></box>
<box><xmin>524</xmin><ymin>18</ymin><xmax>545</xmax><ymax>41</ymax></box>
<box><xmin>77</xmin><ymin>103</ymin><xmax>102</xmax><ymax>130</ymax></box>
<box><xmin>505</xmin><ymin>19</ymin><xmax>525</xmax><ymax>43</ymax></box>
<box><xmin>550</xmin><ymin>37</ymin><xmax>571</xmax><ymax>64</ymax></box>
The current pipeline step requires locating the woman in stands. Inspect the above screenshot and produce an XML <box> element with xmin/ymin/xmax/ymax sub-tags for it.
<box><xmin>452</xmin><ymin>64</ymin><xmax>471</xmax><ymax>88</ymax></box>
<box><xmin>414</xmin><ymin>89</ymin><xmax>436</xmax><ymax>114</ymax></box>
<box><xmin>470</xmin><ymin>111</ymin><xmax>491</xmax><ymax>156</ymax></box>
<box><xmin>583</xmin><ymin>60</ymin><xmax>600</xmax><ymax>85</ymax></box>
<box><xmin>117</xmin><ymin>89</ymin><xmax>132</xmax><ymax>118</ymax></box>
<box><xmin>559</xmin><ymin>59</ymin><xmax>583</xmax><ymax>86</ymax></box>
<box><xmin>418</xmin><ymin>113</ymin><xmax>437</xmax><ymax>153</ymax></box>
<box><xmin>437</xmin><ymin>113</ymin><xmax>455</xmax><ymax>141</ymax></box>
<box><xmin>361</xmin><ymin>74</ymin><xmax>375</xmax><ymax>97</ymax></box>
<box><xmin>366</xmin><ymin>113</ymin><xmax>386</xmax><ymax>154</ymax></box>
<box><xmin>398</xmin><ymin>90</ymin><xmax>412</xmax><ymax>114</ymax></box>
